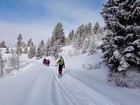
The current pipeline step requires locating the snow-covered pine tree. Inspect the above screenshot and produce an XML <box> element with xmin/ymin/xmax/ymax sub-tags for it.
<box><xmin>81</xmin><ymin>23</ymin><xmax>93</xmax><ymax>54</ymax></box>
<box><xmin>101</xmin><ymin>0</ymin><xmax>140</xmax><ymax>72</ymax></box>
<box><xmin>50</xmin><ymin>41</ymin><xmax>60</xmax><ymax>58</ymax></box>
<box><xmin>36</xmin><ymin>40</ymin><xmax>45</xmax><ymax>59</ymax></box>
<box><xmin>0</xmin><ymin>41</ymin><xmax>6</xmax><ymax>48</ymax></box>
<box><xmin>16</xmin><ymin>46</ymin><xmax>22</xmax><ymax>55</ymax></box>
<box><xmin>44</xmin><ymin>39</ymin><xmax>51</xmax><ymax>56</ymax></box>
<box><xmin>15</xmin><ymin>34</ymin><xmax>23</xmax><ymax>55</ymax></box>
<box><xmin>51</xmin><ymin>23</ymin><xmax>65</xmax><ymax>46</ymax></box>
<box><xmin>27</xmin><ymin>38</ymin><xmax>33</xmax><ymax>47</ymax></box>
<box><xmin>8</xmin><ymin>50</ymin><xmax>21</xmax><ymax>70</ymax></box>
<box><xmin>93</xmin><ymin>22</ymin><xmax>100</xmax><ymax>34</ymax></box>
<box><xmin>75</xmin><ymin>36</ymin><xmax>83</xmax><ymax>54</ymax></box>
<box><xmin>23</xmin><ymin>46</ymin><xmax>28</xmax><ymax>54</ymax></box>
<box><xmin>81</xmin><ymin>36</ymin><xmax>91</xmax><ymax>54</ymax></box>
<box><xmin>73</xmin><ymin>24</ymin><xmax>85</xmax><ymax>54</ymax></box>
<box><xmin>86</xmin><ymin>22</ymin><xmax>92</xmax><ymax>36</ymax></box>
<box><xmin>82</xmin><ymin>23</ymin><xmax>92</xmax><ymax>41</ymax></box>
<box><xmin>94</xmin><ymin>22</ymin><xmax>102</xmax><ymax>41</ymax></box>
<box><xmin>28</xmin><ymin>45</ymin><xmax>36</xmax><ymax>59</ymax></box>
<box><xmin>0</xmin><ymin>50</ymin><xmax>4</xmax><ymax>77</ymax></box>
<box><xmin>66</xmin><ymin>30</ymin><xmax>74</xmax><ymax>45</ymax></box>
<box><xmin>88</xmin><ymin>36</ymin><xmax>96</xmax><ymax>55</ymax></box>
<box><xmin>5</xmin><ymin>47</ymin><xmax>10</xmax><ymax>54</ymax></box>
<box><xmin>21</xmin><ymin>42</ymin><xmax>26</xmax><ymax>48</ymax></box>
<box><xmin>11</xmin><ymin>49</ymin><xmax>14</xmax><ymax>54</ymax></box>
<box><xmin>96</xmin><ymin>27</ymin><xmax>105</xmax><ymax>41</ymax></box>
<box><xmin>50</xmin><ymin>23</ymin><xmax>65</xmax><ymax>57</ymax></box>
<box><xmin>16</xmin><ymin>34</ymin><xmax>22</xmax><ymax>47</ymax></box>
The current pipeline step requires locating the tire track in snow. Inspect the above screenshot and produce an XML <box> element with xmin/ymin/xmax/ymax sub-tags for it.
<box><xmin>62</xmin><ymin>73</ymin><xmax>121</xmax><ymax>105</ymax></box>
<box><xmin>20</xmin><ymin>62</ymin><xmax>120</xmax><ymax>105</ymax></box>
<box><xmin>19</xmin><ymin>63</ymin><xmax>56</xmax><ymax>105</ymax></box>
<box><xmin>49</xmin><ymin>69</ymin><xmax>69</xmax><ymax>105</ymax></box>
<box><xmin>14</xmin><ymin>74</ymin><xmax>43</xmax><ymax>105</ymax></box>
<box><xmin>50</xmin><ymin>66</ymin><xmax>120</xmax><ymax>105</ymax></box>
<box><xmin>51</xmin><ymin>78</ymin><xmax>74</xmax><ymax>105</ymax></box>
<box><xmin>49</xmin><ymin>67</ymin><xmax>76</xmax><ymax>105</ymax></box>
<box><xmin>59</xmin><ymin>76</ymin><xmax>97</xmax><ymax>105</ymax></box>
<box><xmin>23</xmin><ymin>71</ymin><xmax>52</xmax><ymax>105</ymax></box>
<box><xmin>50</xmin><ymin>67</ymin><xmax>96</xmax><ymax>105</ymax></box>
<box><xmin>47</xmin><ymin>73</ymin><xmax>58</xmax><ymax>105</ymax></box>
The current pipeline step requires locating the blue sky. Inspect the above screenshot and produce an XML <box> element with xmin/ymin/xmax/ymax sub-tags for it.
<box><xmin>0</xmin><ymin>0</ymin><xmax>105</xmax><ymax>47</ymax></box>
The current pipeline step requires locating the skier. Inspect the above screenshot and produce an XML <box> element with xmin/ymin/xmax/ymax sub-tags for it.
<box><xmin>45</xmin><ymin>59</ymin><xmax>48</xmax><ymax>65</ymax></box>
<box><xmin>48</xmin><ymin>59</ymin><xmax>50</xmax><ymax>66</ymax></box>
<box><xmin>43</xmin><ymin>58</ymin><xmax>46</xmax><ymax>65</ymax></box>
<box><xmin>57</xmin><ymin>57</ymin><xmax>65</xmax><ymax>77</ymax></box>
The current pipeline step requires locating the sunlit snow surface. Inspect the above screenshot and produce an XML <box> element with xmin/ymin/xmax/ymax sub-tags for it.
<box><xmin>0</xmin><ymin>47</ymin><xmax>140</xmax><ymax>105</ymax></box>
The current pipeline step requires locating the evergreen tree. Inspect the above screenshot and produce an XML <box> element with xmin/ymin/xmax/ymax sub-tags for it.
<box><xmin>86</xmin><ymin>22</ymin><xmax>92</xmax><ymax>36</ymax></box>
<box><xmin>93</xmin><ymin>22</ymin><xmax>100</xmax><ymax>34</ymax></box>
<box><xmin>44</xmin><ymin>39</ymin><xmax>51</xmax><ymax>56</ymax></box>
<box><xmin>21</xmin><ymin>42</ymin><xmax>26</xmax><ymax>48</ymax></box>
<box><xmin>66</xmin><ymin>30</ymin><xmax>74</xmax><ymax>45</ymax></box>
<box><xmin>15</xmin><ymin>34</ymin><xmax>23</xmax><ymax>55</ymax></box>
<box><xmin>16</xmin><ymin>34</ymin><xmax>22</xmax><ymax>47</ymax></box>
<box><xmin>16</xmin><ymin>46</ymin><xmax>22</xmax><ymax>55</ymax></box>
<box><xmin>28</xmin><ymin>38</ymin><xmax>33</xmax><ymax>47</ymax></box>
<box><xmin>73</xmin><ymin>24</ymin><xmax>85</xmax><ymax>53</ymax></box>
<box><xmin>73</xmin><ymin>24</ymin><xmax>84</xmax><ymax>41</ymax></box>
<box><xmin>0</xmin><ymin>50</ymin><xmax>5</xmax><ymax>77</ymax></box>
<box><xmin>101</xmin><ymin>0</ymin><xmax>140</xmax><ymax>72</ymax></box>
<box><xmin>5</xmin><ymin>47</ymin><xmax>10</xmax><ymax>54</ymax></box>
<box><xmin>8</xmin><ymin>50</ymin><xmax>21</xmax><ymax>70</ymax></box>
<box><xmin>81</xmin><ymin>23</ymin><xmax>93</xmax><ymax>54</ymax></box>
<box><xmin>50</xmin><ymin>41</ymin><xmax>60</xmax><ymax>58</ymax></box>
<box><xmin>50</xmin><ymin>23</ymin><xmax>65</xmax><ymax>57</ymax></box>
<box><xmin>28</xmin><ymin>45</ymin><xmax>36</xmax><ymax>59</ymax></box>
<box><xmin>81</xmin><ymin>36</ymin><xmax>91</xmax><ymax>54</ymax></box>
<box><xmin>36</xmin><ymin>40</ymin><xmax>45</xmax><ymax>59</ymax></box>
<box><xmin>88</xmin><ymin>36</ymin><xmax>96</xmax><ymax>55</ymax></box>
<box><xmin>96</xmin><ymin>27</ymin><xmax>105</xmax><ymax>40</ymax></box>
<box><xmin>0</xmin><ymin>41</ymin><xmax>6</xmax><ymax>48</ymax></box>
<box><xmin>23</xmin><ymin>46</ymin><xmax>28</xmax><ymax>54</ymax></box>
<box><xmin>75</xmin><ymin>36</ymin><xmax>83</xmax><ymax>54</ymax></box>
<box><xmin>11</xmin><ymin>48</ymin><xmax>14</xmax><ymax>54</ymax></box>
<box><xmin>51</xmin><ymin>22</ymin><xmax>65</xmax><ymax>46</ymax></box>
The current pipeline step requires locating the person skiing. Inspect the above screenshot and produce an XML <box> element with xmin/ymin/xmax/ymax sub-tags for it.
<box><xmin>57</xmin><ymin>57</ymin><xmax>65</xmax><ymax>77</ymax></box>
<box><xmin>48</xmin><ymin>59</ymin><xmax>50</xmax><ymax>66</ymax></box>
<box><xmin>46</xmin><ymin>59</ymin><xmax>48</xmax><ymax>65</ymax></box>
<box><xmin>43</xmin><ymin>58</ymin><xmax>46</xmax><ymax>65</ymax></box>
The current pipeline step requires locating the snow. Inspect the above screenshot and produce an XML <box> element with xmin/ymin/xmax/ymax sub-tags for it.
<box><xmin>0</xmin><ymin>47</ymin><xmax>140</xmax><ymax>105</ymax></box>
<box><xmin>113</xmin><ymin>50</ymin><xmax>121</xmax><ymax>60</ymax></box>
<box><xmin>124</xmin><ymin>46</ymin><xmax>135</xmax><ymax>53</ymax></box>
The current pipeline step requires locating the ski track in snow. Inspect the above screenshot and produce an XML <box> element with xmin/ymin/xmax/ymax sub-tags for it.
<box><xmin>0</xmin><ymin>61</ymin><xmax>120</xmax><ymax>105</ymax></box>
<box><xmin>48</xmin><ymin>64</ymin><xmax>120</xmax><ymax>105</ymax></box>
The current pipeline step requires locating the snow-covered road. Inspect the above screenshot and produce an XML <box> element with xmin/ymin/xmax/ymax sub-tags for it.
<box><xmin>0</xmin><ymin>61</ymin><xmax>121</xmax><ymax>105</ymax></box>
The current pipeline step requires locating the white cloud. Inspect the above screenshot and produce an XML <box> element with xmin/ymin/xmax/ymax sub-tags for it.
<box><xmin>43</xmin><ymin>0</ymin><xmax>104</xmax><ymax>26</ymax></box>
<box><xmin>0</xmin><ymin>0</ymin><xmax>105</xmax><ymax>47</ymax></box>
<box><xmin>0</xmin><ymin>21</ymin><xmax>53</xmax><ymax>47</ymax></box>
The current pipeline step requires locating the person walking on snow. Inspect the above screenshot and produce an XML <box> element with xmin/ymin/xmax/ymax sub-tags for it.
<box><xmin>57</xmin><ymin>57</ymin><xmax>65</xmax><ymax>77</ymax></box>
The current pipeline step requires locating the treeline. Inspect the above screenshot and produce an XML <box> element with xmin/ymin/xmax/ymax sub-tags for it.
<box><xmin>0</xmin><ymin>21</ymin><xmax>107</xmax><ymax>77</ymax></box>
<box><xmin>1</xmin><ymin>22</ymin><xmax>107</xmax><ymax>59</ymax></box>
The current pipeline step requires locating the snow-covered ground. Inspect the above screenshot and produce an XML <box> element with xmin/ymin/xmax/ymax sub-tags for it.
<box><xmin>0</xmin><ymin>47</ymin><xmax>140</xmax><ymax>105</ymax></box>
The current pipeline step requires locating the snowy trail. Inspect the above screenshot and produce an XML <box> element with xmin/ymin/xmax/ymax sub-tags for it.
<box><xmin>0</xmin><ymin>61</ymin><xmax>120</xmax><ymax>105</ymax></box>
<box><xmin>48</xmin><ymin>64</ymin><xmax>120</xmax><ymax>105</ymax></box>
